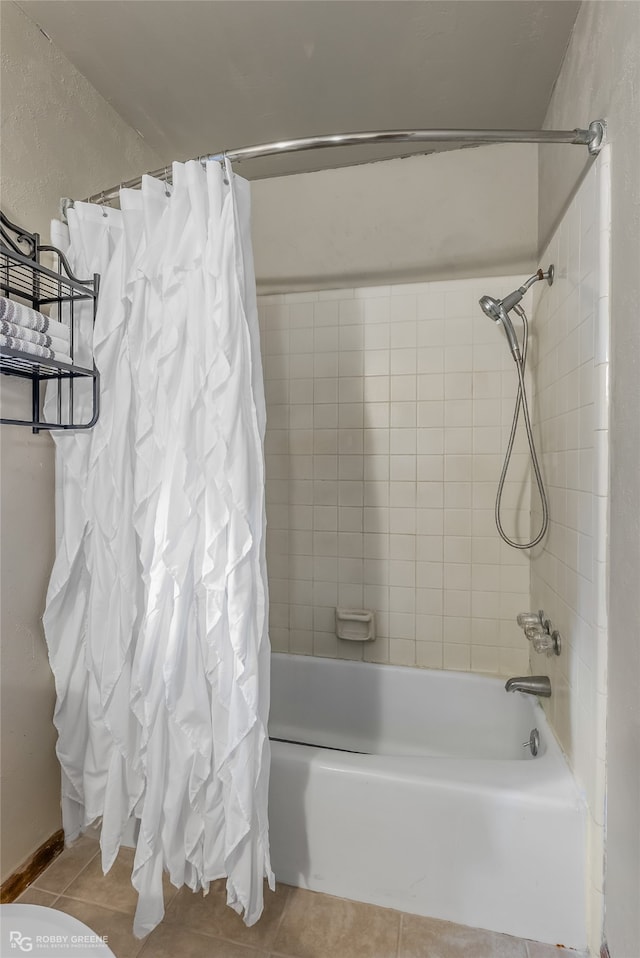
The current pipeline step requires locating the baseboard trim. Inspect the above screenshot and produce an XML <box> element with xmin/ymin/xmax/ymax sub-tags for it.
<box><xmin>0</xmin><ymin>830</ymin><xmax>64</xmax><ymax>903</ymax></box>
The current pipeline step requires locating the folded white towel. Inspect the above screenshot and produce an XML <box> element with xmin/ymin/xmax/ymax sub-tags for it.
<box><xmin>0</xmin><ymin>296</ymin><xmax>70</xmax><ymax>343</ymax></box>
<box><xmin>1</xmin><ymin>320</ymin><xmax>69</xmax><ymax>355</ymax></box>
<box><xmin>0</xmin><ymin>333</ymin><xmax>72</xmax><ymax>365</ymax></box>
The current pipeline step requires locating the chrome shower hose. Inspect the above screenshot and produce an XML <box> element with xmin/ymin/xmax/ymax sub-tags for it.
<box><xmin>495</xmin><ymin>304</ymin><xmax>549</xmax><ymax>550</ymax></box>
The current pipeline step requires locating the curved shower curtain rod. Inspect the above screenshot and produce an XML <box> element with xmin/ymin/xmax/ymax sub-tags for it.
<box><xmin>84</xmin><ymin>120</ymin><xmax>606</xmax><ymax>205</ymax></box>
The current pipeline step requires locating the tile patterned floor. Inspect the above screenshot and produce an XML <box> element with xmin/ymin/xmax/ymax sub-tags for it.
<box><xmin>16</xmin><ymin>837</ymin><xmax>580</xmax><ymax>958</ymax></box>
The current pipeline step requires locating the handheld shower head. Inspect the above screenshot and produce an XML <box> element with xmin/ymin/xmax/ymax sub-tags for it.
<box><xmin>479</xmin><ymin>296</ymin><xmax>522</xmax><ymax>362</ymax></box>
<box><xmin>479</xmin><ymin>295</ymin><xmax>502</xmax><ymax>323</ymax></box>
<box><xmin>478</xmin><ymin>265</ymin><xmax>554</xmax><ymax>362</ymax></box>
<box><xmin>478</xmin><ymin>271</ymin><xmax>552</xmax><ymax>551</ymax></box>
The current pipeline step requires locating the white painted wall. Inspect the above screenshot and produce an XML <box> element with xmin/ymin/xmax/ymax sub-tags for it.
<box><xmin>250</xmin><ymin>144</ymin><xmax>538</xmax><ymax>293</ymax></box>
<box><xmin>540</xmin><ymin>5</ymin><xmax>640</xmax><ymax>956</ymax></box>
<box><xmin>0</xmin><ymin>1</ymin><xmax>161</xmax><ymax>881</ymax></box>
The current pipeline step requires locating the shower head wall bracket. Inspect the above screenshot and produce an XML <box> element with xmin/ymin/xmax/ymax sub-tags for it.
<box><xmin>544</xmin><ymin>264</ymin><xmax>554</xmax><ymax>286</ymax></box>
<box><xmin>522</xmin><ymin>265</ymin><xmax>554</xmax><ymax>293</ymax></box>
<box><xmin>478</xmin><ymin>265</ymin><xmax>554</xmax><ymax>350</ymax></box>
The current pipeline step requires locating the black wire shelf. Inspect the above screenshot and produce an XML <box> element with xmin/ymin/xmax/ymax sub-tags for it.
<box><xmin>0</xmin><ymin>210</ymin><xmax>100</xmax><ymax>432</ymax></box>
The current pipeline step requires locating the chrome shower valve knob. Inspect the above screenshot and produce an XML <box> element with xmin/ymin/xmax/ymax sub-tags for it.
<box><xmin>517</xmin><ymin>611</ymin><xmax>542</xmax><ymax>629</ymax></box>
<box><xmin>523</xmin><ymin>623</ymin><xmax>562</xmax><ymax>656</ymax></box>
<box><xmin>527</xmin><ymin>629</ymin><xmax>553</xmax><ymax>654</ymax></box>
<box><xmin>518</xmin><ymin>609</ymin><xmax>561</xmax><ymax>656</ymax></box>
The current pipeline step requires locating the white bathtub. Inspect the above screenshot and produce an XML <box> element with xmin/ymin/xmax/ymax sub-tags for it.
<box><xmin>268</xmin><ymin>653</ymin><xmax>587</xmax><ymax>949</ymax></box>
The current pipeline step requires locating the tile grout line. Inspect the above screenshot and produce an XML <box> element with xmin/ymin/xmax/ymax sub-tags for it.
<box><xmin>134</xmin><ymin>918</ymin><xmax>271</xmax><ymax>958</ymax></box>
<box><xmin>157</xmin><ymin>883</ymin><xmax>296</xmax><ymax>956</ymax></box>
<box><xmin>134</xmin><ymin>922</ymin><xmax>153</xmax><ymax>958</ymax></box>
<box><xmin>53</xmin><ymin>890</ymin><xmax>134</xmax><ymax>917</ymax></box>
<box><xmin>268</xmin><ymin>883</ymin><xmax>294</xmax><ymax>955</ymax></box>
<box><xmin>163</xmin><ymin>875</ymin><xmax>181</xmax><ymax>909</ymax></box>
<box><xmin>155</xmin><ymin>919</ymin><xmax>287</xmax><ymax>954</ymax></box>
<box><xmin>55</xmin><ymin>860</ymin><xmax>179</xmax><ymax>921</ymax></box>
<box><xmin>36</xmin><ymin>840</ymin><xmax>101</xmax><ymax>899</ymax></box>
<box><xmin>19</xmin><ymin>889</ymin><xmax>61</xmax><ymax>907</ymax></box>
<box><xmin>396</xmin><ymin>911</ymin><xmax>404</xmax><ymax>958</ymax></box>
<box><xmin>55</xmin><ymin>866</ymin><xmax>299</xmax><ymax>957</ymax></box>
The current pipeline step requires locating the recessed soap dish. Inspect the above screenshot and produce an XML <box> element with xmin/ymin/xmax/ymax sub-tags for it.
<box><xmin>335</xmin><ymin>608</ymin><xmax>376</xmax><ymax>642</ymax></box>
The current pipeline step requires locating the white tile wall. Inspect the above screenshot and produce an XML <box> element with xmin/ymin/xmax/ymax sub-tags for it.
<box><xmin>260</xmin><ymin>274</ymin><xmax>534</xmax><ymax>676</ymax></box>
<box><xmin>528</xmin><ymin>148</ymin><xmax>611</xmax><ymax>949</ymax></box>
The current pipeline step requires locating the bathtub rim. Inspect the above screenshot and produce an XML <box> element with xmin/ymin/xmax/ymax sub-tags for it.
<box><xmin>269</xmin><ymin>651</ymin><xmax>586</xmax><ymax>808</ymax></box>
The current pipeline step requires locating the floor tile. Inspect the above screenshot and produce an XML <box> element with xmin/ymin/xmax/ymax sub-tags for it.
<box><xmin>272</xmin><ymin>887</ymin><xmax>401</xmax><ymax>958</ymax></box>
<box><xmin>139</xmin><ymin>923</ymin><xmax>269</xmax><ymax>958</ymax></box>
<box><xmin>32</xmin><ymin>836</ymin><xmax>99</xmax><ymax>894</ymax></box>
<box><xmin>16</xmin><ymin>887</ymin><xmax>59</xmax><ymax>906</ymax></box>
<box><xmin>165</xmin><ymin>879</ymin><xmax>290</xmax><ymax>948</ymax></box>
<box><xmin>63</xmin><ymin>846</ymin><xmax>177</xmax><ymax>915</ymax></box>
<box><xmin>54</xmin><ymin>897</ymin><xmax>147</xmax><ymax>958</ymax></box>
<box><xmin>399</xmin><ymin>913</ymin><xmax>528</xmax><ymax>958</ymax></box>
<box><xmin>29</xmin><ymin>847</ymin><xmax>570</xmax><ymax>958</ymax></box>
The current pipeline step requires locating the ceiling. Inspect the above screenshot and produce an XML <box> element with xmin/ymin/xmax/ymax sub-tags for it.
<box><xmin>18</xmin><ymin>0</ymin><xmax>581</xmax><ymax>179</ymax></box>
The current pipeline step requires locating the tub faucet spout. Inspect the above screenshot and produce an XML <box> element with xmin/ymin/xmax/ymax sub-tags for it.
<box><xmin>505</xmin><ymin>675</ymin><xmax>551</xmax><ymax>697</ymax></box>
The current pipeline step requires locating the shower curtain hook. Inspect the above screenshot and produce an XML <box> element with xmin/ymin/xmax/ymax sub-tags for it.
<box><xmin>101</xmin><ymin>191</ymin><xmax>108</xmax><ymax>217</ymax></box>
<box><xmin>164</xmin><ymin>167</ymin><xmax>171</xmax><ymax>198</ymax></box>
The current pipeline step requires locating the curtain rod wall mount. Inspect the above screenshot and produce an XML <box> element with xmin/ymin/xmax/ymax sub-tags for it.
<box><xmin>586</xmin><ymin>119</ymin><xmax>606</xmax><ymax>156</ymax></box>
<box><xmin>84</xmin><ymin>120</ymin><xmax>606</xmax><ymax>206</ymax></box>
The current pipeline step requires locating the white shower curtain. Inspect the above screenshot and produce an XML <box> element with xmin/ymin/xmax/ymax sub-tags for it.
<box><xmin>43</xmin><ymin>158</ymin><xmax>273</xmax><ymax>937</ymax></box>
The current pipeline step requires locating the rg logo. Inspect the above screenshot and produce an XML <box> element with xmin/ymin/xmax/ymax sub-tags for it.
<box><xmin>9</xmin><ymin>931</ymin><xmax>33</xmax><ymax>952</ymax></box>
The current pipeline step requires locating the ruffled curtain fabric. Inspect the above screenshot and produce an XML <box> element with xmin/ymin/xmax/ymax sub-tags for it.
<box><xmin>43</xmin><ymin>159</ymin><xmax>273</xmax><ymax>938</ymax></box>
